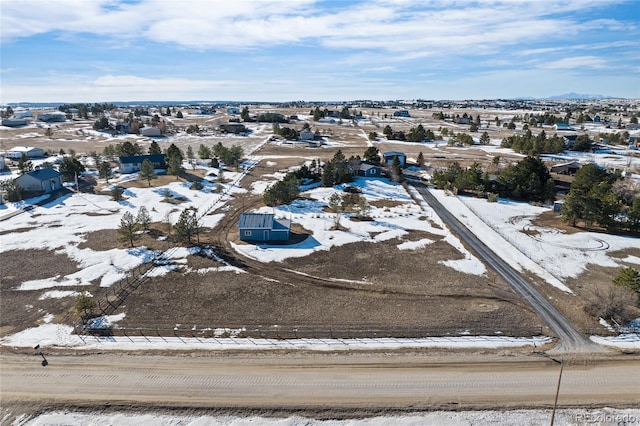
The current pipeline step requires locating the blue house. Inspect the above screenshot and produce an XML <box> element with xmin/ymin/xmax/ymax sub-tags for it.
<box><xmin>118</xmin><ymin>154</ymin><xmax>166</xmax><ymax>174</ymax></box>
<box><xmin>383</xmin><ymin>151</ymin><xmax>406</xmax><ymax>167</ymax></box>
<box><xmin>239</xmin><ymin>213</ymin><xmax>291</xmax><ymax>242</ymax></box>
<box><xmin>357</xmin><ymin>163</ymin><xmax>381</xmax><ymax>177</ymax></box>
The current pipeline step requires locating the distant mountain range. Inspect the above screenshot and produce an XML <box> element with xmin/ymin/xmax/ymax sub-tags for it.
<box><xmin>514</xmin><ymin>93</ymin><xmax>618</xmax><ymax>101</ymax></box>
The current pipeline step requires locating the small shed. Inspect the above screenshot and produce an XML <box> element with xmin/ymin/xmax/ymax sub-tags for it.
<box><xmin>383</xmin><ymin>151</ymin><xmax>406</xmax><ymax>167</ymax></box>
<box><xmin>393</xmin><ymin>109</ymin><xmax>410</xmax><ymax>117</ymax></box>
<box><xmin>16</xmin><ymin>168</ymin><xmax>63</xmax><ymax>193</ymax></box>
<box><xmin>358</xmin><ymin>163</ymin><xmax>381</xmax><ymax>177</ymax></box>
<box><xmin>118</xmin><ymin>154</ymin><xmax>166</xmax><ymax>174</ymax></box>
<box><xmin>238</xmin><ymin>213</ymin><xmax>291</xmax><ymax>242</ymax></box>
<box><xmin>6</xmin><ymin>146</ymin><xmax>45</xmax><ymax>159</ymax></box>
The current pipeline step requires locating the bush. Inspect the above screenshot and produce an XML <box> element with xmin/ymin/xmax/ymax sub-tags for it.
<box><xmin>190</xmin><ymin>181</ymin><xmax>204</xmax><ymax>190</ymax></box>
<box><xmin>110</xmin><ymin>186</ymin><xmax>124</xmax><ymax>201</ymax></box>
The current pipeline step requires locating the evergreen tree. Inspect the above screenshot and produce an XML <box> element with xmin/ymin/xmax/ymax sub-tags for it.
<box><xmin>58</xmin><ymin>157</ymin><xmax>85</xmax><ymax>181</ymax></box>
<box><xmin>166</xmin><ymin>143</ymin><xmax>184</xmax><ymax>177</ymax></box>
<box><xmin>198</xmin><ymin>144</ymin><xmax>211</xmax><ymax>159</ymax></box>
<box><xmin>176</xmin><ymin>110</ymin><xmax>184</xmax><ymax>118</ymax></box>
<box><xmin>139</xmin><ymin>158</ymin><xmax>157</xmax><ymax>186</ymax></box>
<box><xmin>363</xmin><ymin>146</ymin><xmax>381</xmax><ymax>164</ymax></box>
<box><xmin>97</xmin><ymin>161</ymin><xmax>112</xmax><ymax>182</ymax></box>
<box><xmin>173</xmin><ymin>207</ymin><xmax>199</xmax><ymax>244</ymax></box>
<box><xmin>75</xmin><ymin>291</ymin><xmax>97</xmax><ymax>319</ymax></box>
<box><xmin>148</xmin><ymin>140</ymin><xmax>162</xmax><ymax>155</ymax></box>
<box><xmin>118</xmin><ymin>211</ymin><xmax>140</xmax><ymax>247</ymax></box>
<box><xmin>186</xmin><ymin>145</ymin><xmax>194</xmax><ymax>160</ymax></box>
<box><xmin>17</xmin><ymin>154</ymin><xmax>33</xmax><ymax>175</ymax></box>
<box><xmin>416</xmin><ymin>151</ymin><xmax>425</xmax><ymax>168</ymax></box>
<box><xmin>137</xmin><ymin>206</ymin><xmax>152</xmax><ymax>231</ymax></box>
<box><xmin>613</xmin><ymin>267</ymin><xmax>640</xmax><ymax>293</ymax></box>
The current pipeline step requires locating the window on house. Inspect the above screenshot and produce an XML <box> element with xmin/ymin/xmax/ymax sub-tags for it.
<box><xmin>244</xmin><ymin>231</ymin><xmax>252</xmax><ymax>236</ymax></box>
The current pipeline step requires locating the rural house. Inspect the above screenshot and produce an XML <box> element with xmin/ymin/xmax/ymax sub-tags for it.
<box><xmin>383</xmin><ymin>151</ymin><xmax>407</xmax><ymax>167</ymax></box>
<box><xmin>16</xmin><ymin>168</ymin><xmax>63</xmax><ymax>193</ymax></box>
<box><xmin>37</xmin><ymin>112</ymin><xmax>66</xmax><ymax>123</ymax></box>
<box><xmin>118</xmin><ymin>154</ymin><xmax>166</xmax><ymax>174</ymax></box>
<box><xmin>238</xmin><ymin>213</ymin><xmax>291</xmax><ymax>242</ymax></box>
<box><xmin>1</xmin><ymin>118</ymin><xmax>28</xmax><ymax>127</ymax></box>
<box><xmin>550</xmin><ymin>161</ymin><xmax>581</xmax><ymax>175</ymax></box>
<box><xmin>357</xmin><ymin>163</ymin><xmax>381</xmax><ymax>177</ymax></box>
<box><xmin>219</xmin><ymin>123</ymin><xmax>247</xmax><ymax>134</ymax></box>
<box><xmin>393</xmin><ymin>109</ymin><xmax>410</xmax><ymax>117</ymax></box>
<box><xmin>6</xmin><ymin>146</ymin><xmax>45</xmax><ymax>159</ymax></box>
<box><xmin>140</xmin><ymin>126</ymin><xmax>162</xmax><ymax>137</ymax></box>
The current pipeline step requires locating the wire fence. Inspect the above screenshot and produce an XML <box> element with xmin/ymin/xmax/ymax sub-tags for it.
<box><xmin>76</xmin><ymin>323</ymin><xmax>545</xmax><ymax>340</ymax></box>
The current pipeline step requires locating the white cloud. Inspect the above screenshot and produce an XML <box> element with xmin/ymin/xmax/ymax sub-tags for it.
<box><xmin>541</xmin><ymin>56</ymin><xmax>608</xmax><ymax>70</ymax></box>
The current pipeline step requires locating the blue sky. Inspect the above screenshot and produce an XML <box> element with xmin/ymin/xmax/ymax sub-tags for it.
<box><xmin>1</xmin><ymin>0</ymin><xmax>639</xmax><ymax>103</ymax></box>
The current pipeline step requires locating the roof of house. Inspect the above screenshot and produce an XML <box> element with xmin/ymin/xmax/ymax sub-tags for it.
<box><xmin>359</xmin><ymin>163</ymin><xmax>380</xmax><ymax>171</ymax></box>
<box><xmin>9</xmin><ymin>146</ymin><xmax>42</xmax><ymax>153</ymax></box>
<box><xmin>383</xmin><ymin>151</ymin><xmax>406</xmax><ymax>157</ymax></box>
<box><xmin>118</xmin><ymin>154</ymin><xmax>166</xmax><ymax>164</ymax></box>
<box><xmin>20</xmin><ymin>168</ymin><xmax>62</xmax><ymax>180</ymax></box>
<box><xmin>239</xmin><ymin>213</ymin><xmax>290</xmax><ymax>230</ymax></box>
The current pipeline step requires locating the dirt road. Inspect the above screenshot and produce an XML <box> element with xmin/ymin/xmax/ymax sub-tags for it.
<box><xmin>1</xmin><ymin>352</ymin><xmax>638</xmax><ymax>414</ymax></box>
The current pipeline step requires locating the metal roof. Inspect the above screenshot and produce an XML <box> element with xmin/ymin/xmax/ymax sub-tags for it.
<box><xmin>24</xmin><ymin>168</ymin><xmax>62</xmax><ymax>180</ymax></box>
<box><xmin>239</xmin><ymin>213</ymin><xmax>275</xmax><ymax>229</ymax></box>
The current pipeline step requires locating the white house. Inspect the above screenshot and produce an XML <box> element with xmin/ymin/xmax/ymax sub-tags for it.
<box><xmin>16</xmin><ymin>168</ymin><xmax>63</xmax><ymax>193</ymax></box>
<box><xmin>6</xmin><ymin>146</ymin><xmax>46</xmax><ymax>159</ymax></box>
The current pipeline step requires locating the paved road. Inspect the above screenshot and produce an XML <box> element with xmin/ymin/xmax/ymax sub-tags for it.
<box><xmin>1</xmin><ymin>353</ymin><xmax>637</xmax><ymax>410</ymax></box>
<box><xmin>406</xmin><ymin>177</ymin><xmax>595</xmax><ymax>352</ymax></box>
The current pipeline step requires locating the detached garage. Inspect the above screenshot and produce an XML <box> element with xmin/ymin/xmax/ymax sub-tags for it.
<box><xmin>238</xmin><ymin>213</ymin><xmax>291</xmax><ymax>242</ymax></box>
<box><xmin>16</xmin><ymin>168</ymin><xmax>63</xmax><ymax>193</ymax></box>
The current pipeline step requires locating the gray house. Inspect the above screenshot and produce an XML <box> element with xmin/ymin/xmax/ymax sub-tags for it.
<box><xmin>16</xmin><ymin>168</ymin><xmax>63</xmax><ymax>193</ymax></box>
<box><xmin>239</xmin><ymin>213</ymin><xmax>291</xmax><ymax>242</ymax></box>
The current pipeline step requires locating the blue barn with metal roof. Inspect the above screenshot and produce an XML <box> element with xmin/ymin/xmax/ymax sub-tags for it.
<box><xmin>238</xmin><ymin>213</ymin><xmax>291</xmax><ymax>242</ymax></box>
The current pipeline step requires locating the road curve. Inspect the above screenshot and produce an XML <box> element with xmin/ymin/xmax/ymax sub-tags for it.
<box><xmin>1</xmin><ymin>354</ymin><xmax>637</xmax><ymax>411</ymax></box>
<box><xmin>406</xmin><ymin>178</ymin><xmax>595</xmax><ymax>352</ymax></box>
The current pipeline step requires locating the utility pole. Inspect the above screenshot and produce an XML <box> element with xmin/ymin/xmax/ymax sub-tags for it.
<box><xmin>550</xmin><ymin>359</ymin><xmax>564</xmax><ymax>426</ymax></box>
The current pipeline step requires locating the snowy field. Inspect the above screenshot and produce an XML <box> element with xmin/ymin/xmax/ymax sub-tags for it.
<box><xmin>13</xmin><ymin>408</ymin><xmax>640</xmax><ymax>426</ymax></box>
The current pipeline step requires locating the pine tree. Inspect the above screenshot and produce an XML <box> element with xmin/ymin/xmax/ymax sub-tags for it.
<box><xmin>416</xmin><ymin>151</ymin><xmax>424</xmax><ymax>168</ymax></box>
<box><xmin>98</xmin><ymin>161</ymin><xmax>112</xmax><ymax>182</ymax></box>
<box><xmin>613</xmin><ymin>267</ymin><xmax>640</xmax><ymax>293</ymax></box>
<box><xmin>17</xmin><ymin>154</ymin><xmax>33</xmax><ymax>175</ymax></box>
<box><xmin>139</xmin><ymin>158</ymin><xmax>157</xmax><ymax>186</ymax></box>
<box><xmin>118</xmin><ymin>211</ymin><xmax>140</xmax><ymax>247</ymax></box>
<box><xmin>137</xmin><ymin>206</ymin><xmax>152</xmax><ymax>231</ymax></box>
<box><xmin>148</xmin><ymin>140</ymin><xmax>162</xmax><ymax>155</ymax></box>
<box><xmin>173</xmin><ymin>207</ymin><xmax>199</xmax><ymax>244</ymax></box>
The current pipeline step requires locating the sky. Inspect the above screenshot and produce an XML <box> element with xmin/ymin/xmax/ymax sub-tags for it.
<box><xmin>1</xmin><ymin>0</ymin><xmax>639</xmax><ymax>103</ymax></box>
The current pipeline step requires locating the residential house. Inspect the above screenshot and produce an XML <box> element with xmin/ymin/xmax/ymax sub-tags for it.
<box><xmin>37</xmin><ymin>112</ymin><xmax>66</xmax><ymax>123</ymax></box>
<box><xmin>554</xmin><ymin>123</ymin><xmax>573</xmax><ymax>131</ymax></box>
<box><xmin>226</xmin><ymin>107</ymin><xmax>240</xmax><ymax>115</ymax></box>
<box><xmin>118</xmin><ymin>154</ymin><xmax>166</xmax><ymax>174</ymax></box>
<box><xmin>6</xmin><ymin>146</ymin><xmax>45</xmax><ymax>159</ymax></box>
<box><xmin>16</xmin><ymin>168</ymin><xmax>63</xmax><ymax>193</ymax></box>
<box><xmin>357</xmin><ymin>163</ymin><xmax>381</xmax><ymax>177</ymax></box>
<box><xmin>383</xmin><ymin>151</ymin><xmax>407</xmax><ymax>167</ymax></box>
<box><xmin>238</xmin><ymin>213</ymin><xmax>291</xmax><ymax>242</ymax></box>
<box><xmin>13</xmin><ymin>110</ymin><xmax>32</xmax><ymax>118</ymax></box>
<box><xmin>393</xmin><ymin>109</ymin><xmax>410</xmax><ymax>117</ymax></box>
<box><xmin>550</xmin><ymin>161</ymin><xmax>581</xmax><ymax>175</ymax></box>
<box><xmin>219</xmin><ymin>123</ymin><xmax>247</xmax><ymax>134</ymax></box>
<box><xmin>1</xmin><ymin>118</ymin><xmax>28</xmax><ymax>127</ymax></box>
<box><xmin>140</xmin><ymin>126</ymin><xmax>162</xmax><ymax>137</ymax></box>
<box><xmin>299</xmin><ymin>130</ymin><xmax>315</xmax><ymax>141</ymax></box>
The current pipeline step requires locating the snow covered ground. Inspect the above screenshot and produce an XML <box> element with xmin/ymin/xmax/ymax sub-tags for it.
<box><xmin>13</xmin><ymin>408</ymin><xmax>640</xmax><ymax>426</ymax></box>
